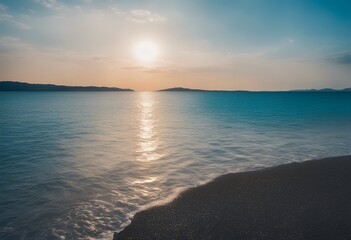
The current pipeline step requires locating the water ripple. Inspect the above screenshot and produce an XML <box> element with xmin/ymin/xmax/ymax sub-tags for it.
<box><xmin>0</xmin><ymin>92</ymin><xmax>351</xmax><ymax>239</ymax></box>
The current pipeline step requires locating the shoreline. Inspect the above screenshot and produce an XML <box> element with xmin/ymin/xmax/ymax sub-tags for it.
<box><xmin>114</xmin><ymin>155</ymin><xmax>351</xmax><ymax>240</ymax></box>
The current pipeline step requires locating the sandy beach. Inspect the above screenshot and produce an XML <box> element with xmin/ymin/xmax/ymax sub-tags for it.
<box><xmin>114</xmin><ymin>155</ymin><xmax>351</xmax><ymax>240</ymax></box>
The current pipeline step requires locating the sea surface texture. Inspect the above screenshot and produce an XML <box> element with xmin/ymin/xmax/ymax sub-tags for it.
<box><xmin>1</xmin><ymin>92</ymin><xmax>351</xmax><ymax>239</ymax></box>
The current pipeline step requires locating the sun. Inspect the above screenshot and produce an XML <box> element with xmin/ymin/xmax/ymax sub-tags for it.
<box><xmin>133</xmin><ymin>40</ymin><xmax>160</xmax><ymax>65</ymax></box>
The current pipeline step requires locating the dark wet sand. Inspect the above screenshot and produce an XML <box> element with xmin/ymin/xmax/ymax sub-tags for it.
<box><xmin>114</xmin><ymin>155</ymin><xmax>351</xmax><ymax>240</ymax></box>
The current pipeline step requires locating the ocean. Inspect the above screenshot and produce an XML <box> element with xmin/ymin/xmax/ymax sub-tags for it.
<box><xmin>1</xmin><ymin>91</ymin><xmax>351</xmax><ymax>239</ymax></box>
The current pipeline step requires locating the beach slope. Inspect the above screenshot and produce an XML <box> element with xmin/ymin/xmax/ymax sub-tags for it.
<box><xmin>114</xmin><ymin>155</ymin><xmax>351</xmax><ymax>240</ymax></box>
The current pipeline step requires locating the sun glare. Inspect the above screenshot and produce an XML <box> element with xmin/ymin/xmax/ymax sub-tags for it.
<box><xmin>133</xmin><ymin>40</ymin><xmax>160</xmax><ymax>65</ymax></box>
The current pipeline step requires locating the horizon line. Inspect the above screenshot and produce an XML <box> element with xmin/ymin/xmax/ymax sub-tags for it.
<box><xmin>0</xmin><ymin>80</ymin><xmax>350</xmax><ymax>92</ymax></box>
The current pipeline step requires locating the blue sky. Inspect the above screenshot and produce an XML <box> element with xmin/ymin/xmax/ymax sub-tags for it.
<box><xmin>0</xmin><ymin>0</ymin><xmax>350</xmax><ymax>90</ymax></box>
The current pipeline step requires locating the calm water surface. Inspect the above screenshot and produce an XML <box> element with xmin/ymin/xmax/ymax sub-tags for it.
<box><xmin>1</xmin><ymin>92</ymin><xmax>351</xmax><ymax>239</ymax></box>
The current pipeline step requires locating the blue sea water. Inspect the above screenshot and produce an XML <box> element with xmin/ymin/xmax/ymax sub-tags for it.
<box><xmin>0</xmin><ymin>91</ymin><xmax>351</xmax><ymax>239</ymax></box>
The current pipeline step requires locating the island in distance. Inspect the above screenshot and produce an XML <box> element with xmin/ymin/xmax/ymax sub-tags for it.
<box><xmin>0</xmin><ymin>81</ymin><xmax>134</xmax><ymax>91</ymax></box>
<box><xmin>1</xmin><ymin>82</ymin><xmax>351</xmax><ymax>92</ymax></box>
<box><xmin>158</xmin><ymin>87</ymin><xmax>248</xmax><ymax>92</ymax></box>
<box><xmin>159</xmin><ymin>87</ymin><xmax>351</xmax><ymax>92</ymax></box>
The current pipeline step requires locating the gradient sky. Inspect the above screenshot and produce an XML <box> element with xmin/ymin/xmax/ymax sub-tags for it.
<box><xmin>0</xmin><ymin>0</ymin><xmax>350</xmax><ymax>91</ymax></box>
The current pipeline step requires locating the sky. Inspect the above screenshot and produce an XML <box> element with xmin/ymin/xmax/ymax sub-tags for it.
<box><xmin>0</xmin><ymin>0</ymin><xmax>350</xmax><ymax>91</ymax></box>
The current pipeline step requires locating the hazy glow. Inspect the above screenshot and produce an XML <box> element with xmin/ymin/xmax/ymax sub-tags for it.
<box><xmin>133</xmin><ymin>40</ymin><xmax>160</xmax><ymax>66</ymax></box>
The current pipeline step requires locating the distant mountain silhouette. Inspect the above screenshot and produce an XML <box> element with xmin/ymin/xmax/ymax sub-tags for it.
<box><xmin>158</xmin><ymin>87</ymin><xmax>248</xmax><ymax>92</ymax></box>
<box><xmin>1</xmin><ymin>82</ymin><xmax>350</xmax><ymax>92</ymax></box>
<box><xmin>160</xmin><ymin>87</ymin><xmax>351</xmax><ymax>92</ymax></box>
<box><xmin>290</xmin><ymin>88</ymin><xmax>351</xmax><ymax>92</ymax></box>
<box><xmin>159</xmin><ymin>87</ymin><xmax>206</xmax><ymax>91</ymax></box>
<box><xmin>0</xmin><ymin>81</ymin><xmax>134</xmax><ymax>91</ymax></box>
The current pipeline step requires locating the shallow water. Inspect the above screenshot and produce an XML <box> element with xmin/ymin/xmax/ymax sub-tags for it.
<box><xmin>1</xmin><ymin>91</ymin><xmax>351</xmax><ymax>239</ymax></box>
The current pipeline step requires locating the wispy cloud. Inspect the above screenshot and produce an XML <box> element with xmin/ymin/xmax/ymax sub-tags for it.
<box><xmin>0</xmin><ymin>3</ymin><xmax>31</xmax><ymax>30</ymax></box>
<box><xmin>0</xmin><ymin>3</ymin><xmax>7</xmax><ymax>12</ymax></box>
<box><xmin>34</xmin><ymin>0</ymin><xmax>65</xmax><ymax>10</ymax></box>
<box><xmin>0</xmin><ymin>37</ymin><xmax>32</xmax><ymax>53</ymax></box>
<box><xmin>112</xmin><ymin>8</ymin><xmax>166</xmax><ymax>23</ymax></box>
<box><xmin>127</xmin><ymin>9</ymin><xmax>166</xmax><ymax>23</ymax></box>
<box><xmin>328</xmin><ymin>53</ymin><xmax>351</xmax><ymax>65</ymax></box>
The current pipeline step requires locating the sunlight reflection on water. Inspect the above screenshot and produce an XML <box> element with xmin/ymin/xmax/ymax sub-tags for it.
<box><xmin>136</xmin><ymin>92</ymin><xmax>163</xmax><ymax>162</ymax></box>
